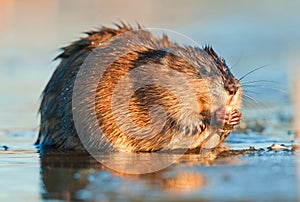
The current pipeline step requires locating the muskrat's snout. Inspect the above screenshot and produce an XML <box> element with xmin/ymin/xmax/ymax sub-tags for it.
<box><xmin>220</xmin><ymin>77</ymin><xmax>243</xmax><ymax>129</ymax></box>
<box><xmin>225</xmin><ymin>83</ymin><xmax>238</xmax><ymax>95</ymax></box>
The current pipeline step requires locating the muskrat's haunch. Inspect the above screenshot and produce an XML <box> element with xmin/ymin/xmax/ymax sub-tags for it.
<box><xmin>36</xmin><ymin>23</ymin><xmax>242</xmax><ymax>152</ymax></box>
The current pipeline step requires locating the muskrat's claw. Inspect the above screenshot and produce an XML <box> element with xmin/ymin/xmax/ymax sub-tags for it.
<box><xmin>229</xmin><ymin>109</ymin><xmax>242</xmax><ymax>126</ymax></box>
<box><xmin>214</xmin><ymin>108</ymin><xmax>242</xmax><ymax>129</ymax></box>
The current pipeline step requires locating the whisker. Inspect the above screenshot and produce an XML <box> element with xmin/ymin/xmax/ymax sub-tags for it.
<box><xmin>242</xmin><ymin>97</ymin><xmax>255</xmax><ymax>108</ymax></box>
<box><xmin>241</xmin><ymin>80</ymin><xmax>277</xmax><ymax>85</ymax></box>
<box><xmin>242</xmin><ymin>85</ymin><xmax>288</xmax><ymax>94</ymax></box>
<box><xmin>242</xmin><ymin>96</ymin><xmax>261</xmax><ymax>110</ymax></box>
<box><xmin>238</xmin><ymin>64</ymin><xmax>271</xmax><ymax>82</ymax></box>
<box><xmin>242</xmin><ymin>93</ymin><xmax>259</xmax><ymax>105</ymax></box>
<box><xmin>230</xmin><ymin>55</ymin><xmax>242</xmax><ymax>70</ymax></box>
<box><xmin>243</xmin><ymin>89</ymin><xmax>259</xmax><ymax>94</ymax></box>
<box><xmin>242</xmin><ymin>95</ymin><xmax>265</xmax><ymax>110</ymax></box>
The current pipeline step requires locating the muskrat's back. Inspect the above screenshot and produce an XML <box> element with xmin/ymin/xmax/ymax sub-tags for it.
<box><xmin>36</xmin><ymin>23</ymin><xmax>242</xmax><ymax>152</ymax></box>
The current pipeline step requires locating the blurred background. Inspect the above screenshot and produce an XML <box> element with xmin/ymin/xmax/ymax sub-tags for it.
<box><xmin>0</xmin><ymin>0</ymin><xmax>299</xmax><ymax>131</ymax></box>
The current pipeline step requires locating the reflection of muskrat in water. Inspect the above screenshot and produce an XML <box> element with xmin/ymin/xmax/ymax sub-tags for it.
<box><xmin>36</xmin><ymin>23</ymin><xmax>242</xmax><ymax>152</ymax></box>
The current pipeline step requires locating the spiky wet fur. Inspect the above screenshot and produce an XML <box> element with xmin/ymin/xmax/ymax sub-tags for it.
<box><xmin>36</xmin><ymin>23</ymin><xmax>242</xmax><ymax>152</ymax></box>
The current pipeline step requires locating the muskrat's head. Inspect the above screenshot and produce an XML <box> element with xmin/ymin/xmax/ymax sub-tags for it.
<box><xmin>202</xmin><ymin>46</ymin><xmax>242</xmax><ymax>113</ymax></box>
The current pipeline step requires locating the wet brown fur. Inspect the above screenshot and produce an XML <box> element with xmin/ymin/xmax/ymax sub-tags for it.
<box><xmin>36</xmin><ymin>23</ymin><xmax>242</xmax><ymax>152</ymax></box>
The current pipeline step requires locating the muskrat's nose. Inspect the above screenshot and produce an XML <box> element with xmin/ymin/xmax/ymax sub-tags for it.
<box><xmin>226</xmin><ymin>84</ymin><xmax>237</xmax><ymax>95</ymax></box>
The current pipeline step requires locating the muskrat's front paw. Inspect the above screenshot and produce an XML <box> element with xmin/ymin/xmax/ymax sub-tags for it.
<box><xmin>214</xmin><ymin>108</ymin><xmax>242</xmax><ymax>129</ymax></box>
<box><xmin>228</xmin><ymin>109</ymin><xmax>242</xmax><ymax>126</ymax></box>
<box><xmin>214</xmin><ymin>107</ymin><xmax>229</xmax><ymax>126</ymax></box>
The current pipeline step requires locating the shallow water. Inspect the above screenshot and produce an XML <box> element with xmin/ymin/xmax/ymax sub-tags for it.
<box><xmin>0</xmin><ymin>129</ymin><xmax>297</xmax><ymax>202</ymax></box>
<box><xmin>1</xmin><ymin>1</ymin><xmax>300</xmax><ymax>201</ymax></box>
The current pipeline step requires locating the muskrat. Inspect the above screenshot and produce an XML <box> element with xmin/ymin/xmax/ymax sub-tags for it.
<box><xmin>36</xmin><ymin>23</ymin><xmax>242</xmax><ymax>153</ymax></box>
